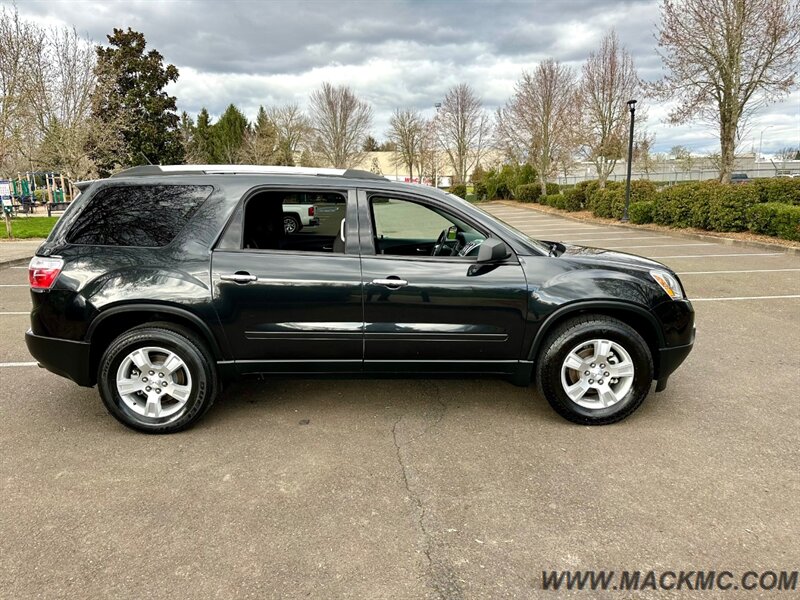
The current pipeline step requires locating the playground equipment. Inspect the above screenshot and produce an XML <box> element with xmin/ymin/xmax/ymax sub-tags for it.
<box><xmin>1</xmin><ymin>171</ymin><xmax>76</xmax><ymax>216</ymax></box>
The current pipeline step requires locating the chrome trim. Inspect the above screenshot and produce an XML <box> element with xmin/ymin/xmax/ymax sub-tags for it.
<box><xmin>220</xmin><ymin>273</ymin><xmax>258</xmax><ymax>283</ymax></box>
<box><xmin>371</xmin><ymin>278</ymin><xmax>408</xmax><ymax>288</ymax></box>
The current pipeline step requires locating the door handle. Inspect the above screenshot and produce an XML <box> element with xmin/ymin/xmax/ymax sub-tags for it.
<box><xmin>371</xmin><ymin>277</ymin><xmax>408</xmax><ymax>288</ymax></box>
<box><xmin>220</xmin><ymin>273</ymin><xmax>258</xmax><ymax>283</ymax></box>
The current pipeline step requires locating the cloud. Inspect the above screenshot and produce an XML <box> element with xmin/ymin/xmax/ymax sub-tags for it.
<box><xmin>15</xmin><ymin>0</ymin><xmax>800</xmax><ymax>155</ymax></box>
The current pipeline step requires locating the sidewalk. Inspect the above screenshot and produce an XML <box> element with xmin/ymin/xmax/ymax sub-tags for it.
<box><xmin>0</xmin><ymin>240</ymin><xmax>43</xmax><ymax>266</ymax></box>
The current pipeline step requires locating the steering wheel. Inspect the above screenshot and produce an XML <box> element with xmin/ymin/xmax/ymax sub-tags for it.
<box><xmin>458</xmin><ymin>239</ymin><xmax>484</xmax><ymax>257</ymax></box>
<box><xmin>432</xmin><ymin>228</ymin><xmax>460</xmax><ymax>256</ymax></box>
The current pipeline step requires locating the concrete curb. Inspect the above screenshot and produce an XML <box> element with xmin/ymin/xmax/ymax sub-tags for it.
<box><xmin>495</xmin><ymin>201</ymin><xmax>800</xmax><ymax>255</ymax></box>
<box><xmin>0</xmin><ymin>256</ymin><xmax>33</xmax><ymax>268</ymax></box>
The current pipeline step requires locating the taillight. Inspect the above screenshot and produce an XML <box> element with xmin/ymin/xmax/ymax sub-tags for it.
<box><xmin>308</xmin><ymin>206</ymin><xmax>315</xmax><ymax>217</ymax></box>
<box><xmin>29</xmin><ymin>256</ymin><xmax>64</xmax><ymax>290</ymax></box>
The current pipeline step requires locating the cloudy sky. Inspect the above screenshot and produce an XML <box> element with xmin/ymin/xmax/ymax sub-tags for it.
<box><xmin>19</xmin><ymin>0</ymin><xmax>800</xmax><ymax>156</ymax></box>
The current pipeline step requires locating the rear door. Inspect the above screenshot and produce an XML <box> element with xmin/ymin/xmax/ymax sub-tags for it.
<box><xmin>211</xmin><ymin>186</ymin><xmax>363</xmax><ymax>374</ymax></box>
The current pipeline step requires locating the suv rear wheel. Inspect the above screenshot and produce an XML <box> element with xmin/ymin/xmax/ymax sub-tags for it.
<box><xmin>535</xmin><ymin>315</ymin><xmax>653</xmax><ymax>425</ymax></box>
<box><xmin>97</xmin><ymin>324</ymin><xmax>219</xmax><ymax>433</ymax></box>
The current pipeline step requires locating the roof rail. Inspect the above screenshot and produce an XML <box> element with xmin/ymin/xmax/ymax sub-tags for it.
<box><xmin>109</xmin><ymin>164</ymin><xmax>387</xmax><ymax>181</ymax></box>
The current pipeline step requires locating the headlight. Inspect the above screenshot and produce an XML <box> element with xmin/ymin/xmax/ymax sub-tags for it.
<box><xmin>650</xmin><ymin>269</ymin><xmax>684</xmax><ymax>300</ymax></box>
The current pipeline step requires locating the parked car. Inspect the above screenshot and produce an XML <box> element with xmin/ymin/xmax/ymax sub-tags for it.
<box><xmin>26</xmin><ymin>165</ymin><xmax>695</xmax><ymax>433</ymax></box>
<box><xmin>730</xmin><ymin>173</ymin><xmax>750</xmax><ymax>184</ymax></box>
<box><xmin>282</xmin><ymin>202</ymin><xmax>318</xmax><ymax>233</ymax></box>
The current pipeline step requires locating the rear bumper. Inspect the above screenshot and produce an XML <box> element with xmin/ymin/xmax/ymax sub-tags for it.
<box><xmin>25</xmin><ymin>329</ymin><xmax>94</xmax><ymax>387</ymax></box>
<box><xmin>655</xmin><ymin>326</ymin><xmax>696</xmax><ymax>392</ymax></box>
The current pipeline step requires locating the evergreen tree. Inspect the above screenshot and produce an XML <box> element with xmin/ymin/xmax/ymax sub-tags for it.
<box><xmin>91</xmin><ymin>28</ymin><xmax>183</xmax><ymax>175</ymax></box>
<box><xmin>212</xmin><ymin>104</ymin><xmax>248</xmax><ymax>163</ymax></box>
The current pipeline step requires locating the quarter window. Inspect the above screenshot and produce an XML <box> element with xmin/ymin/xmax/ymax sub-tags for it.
<box><xmin>66</xmin><ymin>185</ymin><xmax>212</xmax><ymax>247</ymax></box>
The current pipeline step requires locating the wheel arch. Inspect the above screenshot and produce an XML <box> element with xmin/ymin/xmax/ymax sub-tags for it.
<box><xmin>86</xmin><ymin>304</ymin><xmax>225</xmax><ymax>384</ymax></box>
<box><xmin>528</xmin><ymin>300</ymin><xmax>665</xmax><ymax>379</ymax></box>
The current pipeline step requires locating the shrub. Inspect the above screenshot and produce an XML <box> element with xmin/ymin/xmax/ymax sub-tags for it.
<box><xmin>545</xmin><ymin>182</ymin><xmax>560</xmax><ymax>195</ymax></box>
<box><xmin>474</xmin><ymin>181</ymin><xmax>487</xmax><ymax>202</ymax></box>
<box><xmin>706</xmin><ymin>183</ymin><xmax>759</xmax><ymax>231</ymax></box>
<box><xmin>449</xmin><ymin>184</ymin><xmax>467</xmax><ymax>199</ymax></box>
<box><xmin>652</xmin><ymin>182</ymin><xmax>704</xmax><ymax>228</ymax></box>
<box><xmin>746</xmin><ymin>203</ymin><xmax>800</xmax><ymax>240</ymax></box>
<box><xmin>516</xmin><ymin>183</ymin><xmax>541</xmax><ymax>203</ymax></box>
<box><xmin>751</xmin><ymin>178</ymin><xmax>800</xmax><ymax>205</ymax></box>
<box><xmin>561</xmin><ymin>189</ymin><xmax>583</xmax><ymax>211</ymax></box>
<box><xmin>591</xmin><ymin>186</ymin><xmax>624</xmax><ymax>218</ymax></box>
<box><xmin>541</xmin><ymin>193</ymin><xmax>563</xmax><ymax>209</ymax></box>
<box><xmin>629</xmin><ymin>201</ymin><xmax>655</xmax><ymax>224</ymax></box>
<box><xmin>483</xmin><ymin>162</ymin><xmax>539</xmax><ymax>200</ymax></box>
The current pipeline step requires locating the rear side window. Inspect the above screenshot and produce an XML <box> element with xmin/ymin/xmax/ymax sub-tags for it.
<box><xmin>66</xmin><ymin>185</ymin><xmax>212</xmax><ymax>247</ymax></box>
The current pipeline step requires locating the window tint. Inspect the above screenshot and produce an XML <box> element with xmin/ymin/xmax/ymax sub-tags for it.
<box><xmin>67</xmin><ymin>185</ymin><xmax>212</xmax><ymax>247</ymax></box>
<box><xmin>242</xmin><ymin>190</ymin><xmax>346</xmax><ymax>253</ymax></box>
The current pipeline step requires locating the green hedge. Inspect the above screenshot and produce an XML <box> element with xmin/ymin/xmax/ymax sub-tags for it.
<box><xmin>561</xmin><ymin>188</ymin><xmax>583</xmax><ymax>211</ymax></box>
<box><xmin>516</xmin><ymin>183</ymin><xmax>541</xmax><ymax>203</ymax></box>
<box><xmin>519</xmin><ymin>177</ymin><xmax>800</xmax><ymax>242</ymax></box>
<box><xmin>746</xmin><ymin>203</ymin><xmax>800</xmax><ymax>240</ymax></box>
<box><xmin>706</xmin><ymin>183</ymin><xmax>759</xmax><ymax>231</ymax></box>
<box><xmin>629</xmin><ymin>201</ymin><xmax>655</xmax><ymax>224</ymax></box>
<box><xmin>752</xmin><ymin>178</ymin><xmax>800</xmax><ymax>205</ymax></box>
<box><xmin>449</xmin><ymin>184</ymin><xmax>467</xmax><ymax>199</ymax></box>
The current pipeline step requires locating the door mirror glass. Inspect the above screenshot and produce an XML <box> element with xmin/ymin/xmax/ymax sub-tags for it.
<box><xmin>477</xmin><ymin>238</ymin><xmax>510</xmax><ymax>263</ymax></box>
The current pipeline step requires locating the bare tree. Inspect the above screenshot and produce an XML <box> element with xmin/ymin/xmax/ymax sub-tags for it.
<box><xmin>653</xmin><ymin>0</ymin><xmax>800</xmax><ymax>183</ymax></box>
<box><xmin>26</xmin><ymin>25</ymin><xmax>115</xmax><ymax>180</ymax></box>
<box><xmin>496</xmin><ymin>60</ymin><xmax>580</xmax><ymax>195</ymax></box>
<box><xmin>670</xmin><ymin>145</ymin><xmax>696</xmax><ymax>172</ymax></box>
<box><xmin>579</xmin><ymin>30</ymin><xmax>641</xmax><ymax>187</ymax></box>
<box><xmin>387</xmin><ymin>108</ymin><xmax>425</xmax><ymax>180</ymax></box>
<box><xmin>435</xmin><ymin>83</ymin><xmax>491</xmax><ymax>184</ymax></box>
<box><xmin>633</xmin><ymin>131</ymin><xmax>657</xmax><ymax>177</ymax></box>
<box><xmin>239</xmin><ymin>106</ymin><xmax>279</xmax><ymax>164</ymax></box>
<box><xmin>268</xmin><ymin>103</ymin><xmax>312</xmax><ymax>166</ymax></box>
<box><xmin>309</xmin><ymin>83</ymin><xmax>373</xmax><ymax>168</ymax></box>
<box><xmin>0</xmin><ymin>6</ymin><xmax>44</xmax><ymax>173</ymax></box>
<box><xmin>775</xmin><ymin>146</ymin><xmax>800</xmax><ymax>160</ymax></box>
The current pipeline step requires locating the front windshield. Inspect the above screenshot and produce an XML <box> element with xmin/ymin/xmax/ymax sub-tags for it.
<box><xmin>450</xmin><ymin>194</ymin><xmax>552</xmax><ymax>255</ymax></box>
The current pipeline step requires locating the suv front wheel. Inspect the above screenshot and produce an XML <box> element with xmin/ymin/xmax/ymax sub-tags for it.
<box><xmin>535</xmin><ymin>315</ymin><xmax>654</xmax><ymax>425</ymax></box>
<box><xmin>98</xmin><ymin>324</ymin><xmax>219</xmax><ymax>433</ymax></box>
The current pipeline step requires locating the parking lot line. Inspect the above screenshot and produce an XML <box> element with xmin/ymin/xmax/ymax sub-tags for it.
<box><xmin>649</xmin><ymin>252</ymin><xmax>784</xmax><ymax>259</ymax></box>
<box><xmin>677</xmin><ymin>268</ymin><xmax>800</xmax><ymax>275</ymax></box>
<box><xmin>692</xmin><ymin>295</ymin><xmax>800</xmax><ymax>302</ymax></box>
<box><xmin>603</xmin><ymin>243</ymin><xmax>716</xmax><ymax>249</ymax></box>
<box><xmin>0</xmin><ymin>284</ymin><xmax>28</xmax><ymax>287</ymax></box>
<box><xmin>0</xmin><ymin>362</ymin><xmax>37</xmax><ymax>368</ymax></box>
<box><xmin>564</xmin><ymin>236</ymin><xmax>674</xmax><ymax>242</ymax></box>
<box><xmin>0</xmin><ymin>311</ymin><xmax>29</xmax><ymax>315</ymax></box>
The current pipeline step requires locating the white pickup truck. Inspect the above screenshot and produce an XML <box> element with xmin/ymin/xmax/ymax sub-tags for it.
<box><xmin>282</xmin><ymin>203</ymin><xmax>319</xmax><ymax>233</ymax></box>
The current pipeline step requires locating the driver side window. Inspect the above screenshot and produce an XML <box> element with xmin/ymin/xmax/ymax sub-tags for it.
<box><xmin>369</xmin><ymin>196</ymin><xmax>486</xmax><ymax>258</ymax></box>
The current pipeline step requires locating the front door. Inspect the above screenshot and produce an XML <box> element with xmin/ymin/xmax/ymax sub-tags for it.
<box><xmin>358</xmin><ymin>191</ymin><xmax>528</xmax><ymax>374</ymax></box>
<box><xmin>212</xmin><ymin>187</ymin><xmax>363</xmax><ymax>374</ymax></box>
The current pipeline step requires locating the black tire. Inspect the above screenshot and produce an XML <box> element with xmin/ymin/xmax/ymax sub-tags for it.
<box><xmin>97</xmin><ymin>323</ymin><xmax>219</xmax><ymax>434</ymax></box>
<box><xmin>283</xmin><ymin>214</ymin><xmax>301</xmax><ymax>234</ymax></box>
<box><xmin>535</xmin><ymin>315</ymin><xmax>653</xmax><ymax>425</ymax></box>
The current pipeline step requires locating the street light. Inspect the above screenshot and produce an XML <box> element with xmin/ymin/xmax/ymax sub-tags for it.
<box><xmin>433</xmin><ymin>102</ymin><xmax>442</xmax><ymax>188</ymax></box>
<box><xmin>621</xmin><ymin>99</ymin><xmax>637</xmax><ymax>222</ymax></box>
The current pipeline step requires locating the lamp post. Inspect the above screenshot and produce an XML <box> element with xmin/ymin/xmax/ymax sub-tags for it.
<box><xmin>621</xmin><ymin>99</ymin><xmax>637</xmax><ymax>222</ymax></box>
<box><xmin>433</xmin><ymin>102</ymin><xmax>442</xmax><ymax>188</ymax></box>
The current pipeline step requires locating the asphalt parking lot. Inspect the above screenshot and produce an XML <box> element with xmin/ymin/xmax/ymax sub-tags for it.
<box><xmin>1</xmin><ymin>205</ymin><xmax>799</xmax><ymax>599</ymax></box>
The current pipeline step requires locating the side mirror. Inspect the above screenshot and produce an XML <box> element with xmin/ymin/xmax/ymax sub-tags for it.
<box><xmin>476</xmin><ymin>238</ymin><xmax>510</xmax><ymax>263</ymax></box>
